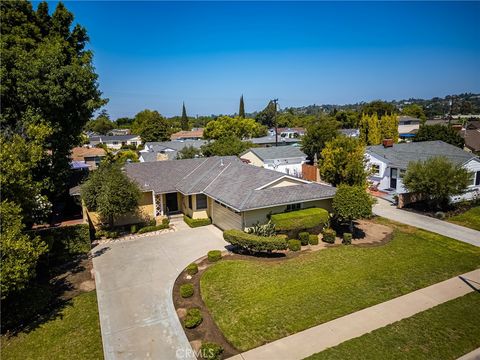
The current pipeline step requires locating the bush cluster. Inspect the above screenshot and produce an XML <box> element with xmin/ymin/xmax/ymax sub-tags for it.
<box><xmin>322</xmin><ymin>228</ymin><xmax>336</xmax><ymax>244</ymax></box>
<box><xmin>223</xmin><ymin>229</ymin><xmax>287</xmax><ymax>253</ymax></box>
<box><xmin>137</xmin><ymin>223</ymin><xmax>169</xmax><ymax>234</ymax></box>
<box><xmin>298</xmin><ymin>232</ymin><xmax>310</xmax><ymax>246</ymax></box>
<box><xmin>186</xmin><ymin>263</ymin><xmax>198</xmax><ymax>275</ymax></box>
<box><xmin>200</xmin><ymin>342</ymin><xmax>224</xmax><ymax>360</ymax></box>
<box><xmin>288</xmin><ymin>239</ymin><xmax>301</xmax><ymax>251</ymax></box>
<box><xmin>246</xmin><ymin>220</ymin><xmax>276</xmax><ymax>237</ymax></box>
<box><xmin>184</xmin><ymin>308</ymin><xmax>203</xmax><ymax>329</ymax></box>
<box><xmin>180</xmin><ymin>283</ymin><xmax>194</xmax><ymax>298</ymax></box>
<box><xmin>270</xmin><ymin>208</ymin><xmax>329</xmax><ymax>231</ymax></box>
<box><xmin>184</xmin><ymin>215</ymin><xmax>212</xmax><ymax>228</ymax></box>
<box><xmin>342</xmin><ymin>232</ymin><xmax>352</xmax><ymax>245</ymax></box>
<box><xmin>207</xmin><ymin>250</ymin><xmax>222</xmax><ymax>262</ymax></box>
<box><xmin>95</xmin><ymin>229</ymin><xmax>119</xmax><ymax>239</ymax></box>
<box><xmin>308</xmin><ymin>234</ymin><xmax>319</xmax><ymax>245</ymax></box>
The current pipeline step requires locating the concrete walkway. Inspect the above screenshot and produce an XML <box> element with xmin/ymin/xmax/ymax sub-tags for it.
<box><xmin>373</xmin><ymin>198</ymin><xmax>480</xmax><ymax>247</ymax></box>
<box><xmin>232</xmin><ymin>269</ymin><xmax>480</xmax><ymax>360</ymax></box>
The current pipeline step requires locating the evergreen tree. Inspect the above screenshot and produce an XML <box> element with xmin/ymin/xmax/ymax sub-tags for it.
<box><xmin>181</xmin><ymin>102</ymin><xmax>189</xmax><ymax>130</ymax></box>
<box><xmin>367</xmin><ymin>113</ymin><xmax>382</xmax><ymax>145</ymax></box>
<box><xmin>380</xmin><ymin>114</ymin><xmax>399</xmax><ymax>142</ymax></box>
<box><xmin>239</xmin><ymin>95</ymin><xmax>245</xmax><ymax>118</ymax></box>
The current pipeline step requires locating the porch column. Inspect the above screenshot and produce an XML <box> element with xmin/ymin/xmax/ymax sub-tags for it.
<box><xmin>160</xmin><ymin>194</ymin><xmax>164</xmax><ymax>216</ymax></box>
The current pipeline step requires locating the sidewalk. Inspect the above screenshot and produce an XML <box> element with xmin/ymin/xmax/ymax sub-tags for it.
<box><xmin>373</xmin><ymin>198</ymin><xmax>480</xmax><ymax>247</ymax></box>
<box><xmin>231</xmin><ymin>268</ymin><xmax>480</xmax><ymax>360</ymax></box>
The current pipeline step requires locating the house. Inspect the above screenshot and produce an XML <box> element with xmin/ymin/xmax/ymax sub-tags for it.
<box><xmin>139</xmin><ymin>140</ymin><xmax>207</xmax><ymax>162</ymax></box>
<box><xmin>78</xmin><ymin>156</ymin><xmax>336</xmax><ymax>230</ymax></box>
<box><xmin>108</xmin><ymin>128</ymin><xmax>131</xmax><ymax>136</ymax></box>
<box><xmin>170</xmin><ymin>128</ymin><xmax>204</xmax><ymax>141</ymax></box>
<box><xmin>249</xmin><ymin>135</ymin><xmax>301</xmax><ymax>147</ymax></box>
<box><xmin>240</xmin><ymin>147</ymin><xmax>307</xmax><ymax>177</ymax></box>
<box><xmin>276</xmin><ymin>127</ymin><xmax>306</xmax><ymax>138</ymax></box>
<box><xmin>398</xmin><ymin>116</ymin><xmax>421</xmax><ymax>140</ymax></box>
<box><xmin>366</xmin><ymin>140</ymin><xmax>480</xmax><ymax>203</ymax></box>
<box><xmin>70</xmin><ymin>147</ymin><xmax>106</xmax><ymax>170</ymax></box>
<box><xmin>460</xmin><ymin>129</ymin><xmax>480</xmax><ymax>154</ymax></box>
<box><xmin>88</xmin><ymin>134</ymin><xmax>141</xmax><ymax>149</ymax></box>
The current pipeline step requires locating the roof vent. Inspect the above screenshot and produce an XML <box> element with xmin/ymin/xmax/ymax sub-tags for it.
<box><xmin>220</xmin><ymin>158</ymin><xmax>224</xmax><ymax>166</ymax></box>
<box><xmin>382</xmin><ymin>139</ymin><xmax>394</xmax><ymax>148</ymax></box>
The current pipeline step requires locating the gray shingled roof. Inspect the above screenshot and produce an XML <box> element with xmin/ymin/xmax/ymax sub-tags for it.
<box><xmin>249</xmin><ymin>135</ymin><xmax>300</xmax><ymax>145</ymax></box>
<box><xmin>145</xmin><ymin>140</ymin><xmax>207</xmax><ymax>152</ymax></box>
<box><xmin>89</xmin><ymin>134</ymin><xmax>140</xmax><ymax>142</ymax></box>
<box><xmin>243</xmin><ymin>146</ymin><xmax>306</xmax><ymax>161</ymax></box>
<box><xmin>367</xmin><ymin>140</ymin><xmax>479</xmax><ymax>169</ymax></box>
<box><xmin>124</xmin><ymin>156</ymin><xmax>336</xmax><ymax>211</ymax></box>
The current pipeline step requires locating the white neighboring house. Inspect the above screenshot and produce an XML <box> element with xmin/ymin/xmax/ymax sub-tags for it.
<box><xmin>88</xmin><ymin>134</ymin><xmax>141</xmax><ymax>150</ymax></box>
<box><xmin>240</xmin><ymin>146</ymin><xmax>307</xmax><ymax>177</ymax></box>
<box><xmin>139</xmin><ymin>140</ymin><xmax>207</xmax><ymax>162</ymax></box>
<box><xmin>366</xmin><ymin>140</ymin><xmax>480</xmax><ymax>202</ymax></box>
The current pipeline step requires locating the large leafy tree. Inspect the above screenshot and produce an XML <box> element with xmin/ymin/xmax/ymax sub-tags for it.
<box><xmin>1</xmin><ymin>1</ymin><xmax>106</xmax><ymax>200</ymax></box>
<box><xmin>85</xmin><ymin>110</ymin><xmax>115</xmax><ymax>134</ymax></box>
<box><xmin>332</xmin><ymin>185</ymin><xmax>375</xmax><ymax>233</ymax></box>
<box><xmin>380</xmin><ymin>114</ymin><xmax>399</xmax><ymax>142</ymax></box>
<box><xmin>131</xmin><ymin>109</ymin><xmax>170</xmax><ymax>142</ymax></box>
<box><xmin>301</xmin><ymin>116</ymin><xmax>339</xmax><ymax>160</ymax></box>
<box><xmin>361</xmin><ymin>100</ymin><xmax>397</xmax><ymax>118</ymax></box>
<box><xmin>255</xmin><ymin>101</ymin><xmax>277</xmax><ymax>128</ymax></box>
<box><xmin>176</xmin><ymin>145</ymin><xmax>202</xmax><ymax>159</ymax></box>
<box><xmin>334</xmin><ymin>110</ymin><xmax>360</xmax><ymax>129</ymax></box>
<box><xmin>319</xmin><ymin>137</ymin><xmax>368</xmax><ymax>186</ymax></box>
<box><xmin>203</xmin><ymin>116</ymin><xmax>266</xmax><ymax>140</ymax></box>
<box><xmin>81</xmin><ymin>163</ymin><xmax>141</xmax><ymax>228</ymax></box>
<box><xmin>402</xmin><ymin>104</ymin><xmax>426</xmax><ymax>122</ymax></box>
<box><xmin>181</xmin><ymin>102</ymin><xmax>189</xmax><ymax>131</ymax></box>
<box><xmin>0</xmin><ymin>201</ymin><xmax>47</xmax><ymax>299</ymax></box>
<box><xmin>414</xmin><ymin>124</ymin><xmax>464</xmax><ymax>148</ymax></box>
<box><xmin>359</xmin><ymin>113</ymin><xmax>382</xmax><ymax>145</ymax></box>
<box><xmin>201</xmin><ymin>136</ymin><xmax>251</xmax><ymax>156</ymax></box>
<box><xmin>402</xmin><ymin>157</ymin><xmax>471</xmax><ymax>210</ymax></box>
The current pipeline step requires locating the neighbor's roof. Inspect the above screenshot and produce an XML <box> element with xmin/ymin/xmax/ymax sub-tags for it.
<box><xmin>89</xmin><ymin>134</ymin><xmax>140</xmax><ymax>142</ymax></box>
<box><xmin>71</xmin><ymin>147</ymin><xmax>106</xmax><ymax>161</ymax></box>
<box><xmin>124</xmin><ymin>156</ymin><xmax>336</xmax><ymax>211</ymax></box>
<box><xmin>170</xmin><ymin>128</ymin><xmax>204</xmax><ymax>140</ymax></box>
<box><xmin>249</xmin><ymin>135</ymin><xmax>300</xmax><ymax>145</ymax></box>
<box><xmin>241</xmin><ymin>146</ymin><xmax>306</xmax><ymax>161</ymax></box>
<box><xmin>461</xmin><ymin>130</ymin><xmax>480</xmax><ymax>152</ymax></box>
<box><xmin>145</xmin><ymin>140</ymin><xmax>207</xmax><ymax>152</ymax></box>
<box><xmin>367</xmin><ymin>140</ymin><xmax>479</xmax><ymax>169</ymax></box>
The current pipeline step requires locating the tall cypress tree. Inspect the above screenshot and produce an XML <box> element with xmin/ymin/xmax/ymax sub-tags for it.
<box><xmin>239</xmin><ymin>95</ymin><xmax>245</xmax><ymax>118</ymax></box>
<box><xmin>181</xmin><ymin>102</ymin><xmax>189</xmax><ymax>130</ymax></box>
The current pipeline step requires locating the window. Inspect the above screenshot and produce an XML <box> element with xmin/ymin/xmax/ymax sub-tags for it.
<box><xmin>131</xmin><ymin>141</ymin><xmax>137</xmax><ymax>147</ymax></box>
<box><xmin>112</xmin><ymin>141</ymin><xmax>118</xmax><ymax>145</ymax></box>
<box><xmin>196</xmin><ymin>194</ymin><xmax>207</xmax><ymax>209</ymax></box>
<box><xmin>475</xmin><ymin>171</ymin><xmax>480</xmax><ymax>186</ymax></box>
<box><xmin>370</xmin><ymin>164</ymin><xmax>380</xmax><ymax>176</ymax></box>
<box><xmin>188</xmin><ymin>195</ymin><xmax>193</xmax><ymax>209</ymax></box>
<box><xmin>286</xmin><ymin>203</ymin><xmax>301</xmax><ymax>211</ymax></box>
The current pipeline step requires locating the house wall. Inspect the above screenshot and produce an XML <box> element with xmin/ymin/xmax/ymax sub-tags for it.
<box><xmin>181</xmin><ymin>193</ymin><xmax>211</xmax><ymax>219</ymax></box>
<box><xmin>453</xmin><ymin>159</ymin><xmax>480</xmax><ymax>202</ymax></box>
<box><xmin>268</xmin><ymin>178</ymin><xmax>306</xmax><ymax>188</ymax></box>
<box><xmin>365</xmin><ymin>153</ymin><xmax>407</xmax><ymax>193</ymax></box>
<box><xmin>240</xmin><ymin>151</ymin><xmax>264</xmax><ymax>167</ymax></box>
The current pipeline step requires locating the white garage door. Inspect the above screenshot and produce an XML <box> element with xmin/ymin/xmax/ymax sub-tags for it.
<box><xmin>212</xmin><ymin>201</ymin><xmax>242</xmax><ymax>230</ymax></box>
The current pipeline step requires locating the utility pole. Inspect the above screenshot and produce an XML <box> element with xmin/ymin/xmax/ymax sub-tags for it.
<box><xmin>272</xmin><ymin>98</ymin><xmax>278</xmax><ymax>147</ymax></box>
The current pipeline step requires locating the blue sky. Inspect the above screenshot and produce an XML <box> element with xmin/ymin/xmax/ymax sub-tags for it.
<box><xmin>39</xmin><ymin>1</ymin><xmax>480</xmax><ymax>118</ymax></box>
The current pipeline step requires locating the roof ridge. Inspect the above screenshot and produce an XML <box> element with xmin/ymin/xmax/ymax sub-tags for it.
<box><xmin>202</xmin><ymin>162</ymin><xmax>232</xmax><ymax>193</ymax></box>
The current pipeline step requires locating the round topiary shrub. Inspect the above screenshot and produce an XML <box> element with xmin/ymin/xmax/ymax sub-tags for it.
<box><xmin>180</xmin><ymin>283</ymin><xmax>194</xmax><ymax>298</ymax></box>
<box><xmin>322</xmin><ymin>228</ymin><xmax>336</xmax><ymax>244</ymax></box>
<box><xmin>288</xmin><ymin>239</ymin><xmax>301</xmax><ymax>251</ymax></box>
<box><xmin>200</xmin><ymin>342</ymin><xmax>224</xmax><ymax>360</ymax></box>
<box><xmin>342</xmin><ymin>232</ymin><xmax>352</xmax><ymax>245</ymax></box>
<box><xmin>184</xmin><ymin>308</ymin><xmax>203</xmax><ymax>329</ymax></box>
<box><xmin>298</xmin><ymin>232</ymin><xmax>310</xmax><ymax>246</ymax></box>
<box><xmin>434</xmin><ymin>211</ymin><xmax>446</xmax><ymax>220</ymax></box>
<box><xmin>308</xmin><ymin>234</ymin><xmax>319</xmax><ymax>245</ymax></box>
<box><xmin>207</xmin><ymin>250</ymin><xmax>222</xmax><ymax>262</ymax></box>
<box><xmin>186</xmin><ymin>263</ymin><xmax>198</xmax><ymax>275</ymax></box>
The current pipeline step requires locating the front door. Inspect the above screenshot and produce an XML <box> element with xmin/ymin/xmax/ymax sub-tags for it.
<box><xmin>165</xmin><ymin>193</ymin><xmax>179</xmax><ymax>213</ymax></box>
<box><xmin>390</xmin><ymin>168</ymin><xmax>398</xmax><ymax>189</ymax></box>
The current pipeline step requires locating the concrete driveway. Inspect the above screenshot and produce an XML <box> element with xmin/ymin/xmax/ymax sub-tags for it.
<box><xmin>373</xmin><ymin>198</ymin><xmax>480</xmax><ymax>247</ymax></box>
<box><xmin>92</xmin><ymin>225</ymin><xmax>228</xmax><ymax>360</ymax></box>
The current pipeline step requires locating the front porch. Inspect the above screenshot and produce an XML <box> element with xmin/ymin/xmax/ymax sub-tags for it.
<box><xmin>153</xmin><ymin>192</ymin><xmax>211</xmax><ymax>223</ymax></box>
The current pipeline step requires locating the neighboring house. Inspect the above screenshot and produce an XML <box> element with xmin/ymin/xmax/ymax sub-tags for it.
<box><xmin>460</xmin><ymin>129</ymin><xmax>480</xmax><ymax>154</ymax></box>
<box><xmin>170</xmin><ymin>128</ymin><xmax>204</xmax><ymax>141</ymax></box>
<box><xmin>366</xmin><ymin>140</ymin><xmax>480</xmax><ymax>203</ymax></box>
<box><xmin>77</xmin><ymin>157</ymin><xmax>336</xmax><ymax>230</ymax></box>
<box><xmin>240</xmin><ymin>147</ymin><xmax>307</xmax><ymax>177</ymax></box>
<box><xmin>88</xmin><ymin>134</ymin><xmax>141</xmax><ymax>149</ymax></box>
<box><xmin>249</xmin><ymin>135</ymin><xmax>301</xmax><ymax>147</ymax></box>
<box><xmin>70</xmin><ymin>147</ymin><xmax>106</xmax><ymax>170</ymax></box>
<box><xmin>276</xmin><ymin>127</ymin><xmax>306</xmax><ymax>138</ymax></box>
<box><xmin>108</xmin><ymin>128</ymin><xmax>131</xmax><ymax>136</ymax></box>
<box><xmin>139</xmin><ymin>140</ymin><xmax>207</xmax><ymax>162</ymax></box>
<box><xmin>339</xmin><ymin>129</ymin><xmax>360</xmax><ymax>138</ymax></box>
<box><xmin>398</xmin><ymin>116</ymin><xmax>421</xmax><ymax>140</ymax></box>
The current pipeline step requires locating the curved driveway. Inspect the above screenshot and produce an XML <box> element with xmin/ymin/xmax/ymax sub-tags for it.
<box><xmin>92</xmin><ymin>225</ymin><xmax>228</xmax><ymax>360</ymax></box>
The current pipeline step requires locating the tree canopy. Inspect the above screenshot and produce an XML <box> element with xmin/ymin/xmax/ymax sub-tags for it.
<box><xmin>402</xmin><ymin>104</ymin><xmax>426</xmax><ymax>122</ymax></box>
<box><xmin>255</xmin><ymin>101</ymin><xmax>277</xmax><ymax>128</ymax></box>
<box><xmin>361</xmin><ymin>101</ymin><xmax>397</xmax><ymax>118</ymax></box>
<box><xmin>332</xmin><ymin>185</ymin><xmax>375</xmax><ymax>233</ymax></box>
<box><xmin>131</xmin><ymin>109</ymin><xmax>170</xmax><ymax>142</ymax></box>
<box><xmin>85</xmin><ymin>110</ymin><xmax>115</xmax><ymax>134</ymax></box>
<box><xmin>181</xmin><ymin>103</ymin><xmax>189</xmax><ymax>131</ymax></box>
<box><xmin>203</xmin><ymin>116</ymin><xmax>266</xmax><ymax>140</ymax></box>
<box><xmin>201</xmin><ymin>136</ymin><xmax>251</xmax><ymax>157</ymax></box>
<box><xmin>301</xmin><ymin>116</ymin><xmax>339</xmax><ymax>160</ymax></box>
<box><xmin>176</xmin><ymin>145</ymin><xmax>202</xmax><ymax>159</ymax></box>
<box><xmin>414</xmin><ymin>124</ymin><xmax>464</xmax><ymax>148</ymax></box>
<box><xmin>359</xmin><ymin>113</ymin><xmax>398</xmax><ymax>145</ymax></box>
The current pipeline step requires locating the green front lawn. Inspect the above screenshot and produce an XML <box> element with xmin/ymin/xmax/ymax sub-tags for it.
<box><xmin>200</xmin><ymin>220</ymin><xmax>480</xmax><ymax>351</ymax></box>
<box><xmin>306</xmin><ymin>292</ymin><xmax>480</xmax><ymax>360</ymax></box>
<box><xmin>448</xmin><ymin>206</ymin><xmax>480</xmax><ymax>231</ymax></box>
<box><xmin>1</xmin><ymin>291</ymin><xmax>103</xmax><ymax>360</ymax></box>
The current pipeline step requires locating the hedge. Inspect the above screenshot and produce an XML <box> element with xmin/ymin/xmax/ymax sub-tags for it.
<box><xmin>270</xmin><ymin>208</ymin><xmax>329</xmax><ymax>232</ymax></box>
<box><xmin>137</xmin><ymin>223</ymin><xmax>169</xmax><ymax>234</ymax></box>
<box><xmin>309</xmin><ymin>234</ymin><xmax>319</xmax><ymax>245</ymax></box>
<box><xmin>299</xmin><ymin>232</ymin><xmax>310</xmax><ymax>246</ymax></box>
<box><xmin>184</xmin><ymin>215</ymin><xmax>212</xmax><ymax>228</ymax></box>
<box><xmin>29</xmin><ymin>224</ymin><xmax>91</xmax><ymax>265</ymax></box>
<box><xmin>288</xmin><ymin>239</ymin><xmax>301</xmax><ymax>251</ymax></box>
<box><xmin>323</xmin><ymin>228</ymin><xmax>336</xmax><ymax>244</ymax></box>
<box><xmin>223</xmin><ymin>229</ymin><xmax>288</xmax><ymax>253</ymax></box>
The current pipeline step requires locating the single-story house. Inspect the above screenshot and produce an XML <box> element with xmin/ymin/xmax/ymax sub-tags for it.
<box><xmin>139</xmin><ymin>140</ymin><xmax>207</xmax><ymax>162</ymax></box>
<box><xmin>78</xmin><ymin>156</ymin><xmax>336</xmax><ymax>230</ymax></box>
<box><xmin>108</xmin><ymin>128</ymin><xmax>131</xmax><ymax>136</ymax></box>
<box><xmin>71</xmin><ymin>147</ymin><xmax>106</xmax><ymax>170</ymax></box>
<box><xmin>170</xmin><ymin>128</ymin><xmax>204</xmax><ymax>141</ymax></box>
<box><xmin>398</xmin><ymin>116</ymin><xmax>421</xmax><ymax>140</ymax></box>
<box><xmin>240</xmin><ymin>147</ymin><xmax>307</xmax><ymax>177</ymax></box>
<box><xmin>366</xmin><ymin>140</ymin><xmax>480</xmax><ymax>203</ymax></box>
<box><xmin>88</xmin><ymin>134</ymin><xmax>142</xmax><ymax>149</ymax></box>
<box><xmin>276</xmin><ymin>127</ymin><xmax>306</xmax><ymax>138</ymax></box>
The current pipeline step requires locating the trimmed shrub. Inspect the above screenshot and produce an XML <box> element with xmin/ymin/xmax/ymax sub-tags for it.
<box><xmin>184</xmin><ymin>308</ymin><xmax>203</xmax><ymax>329</ymax></box>
<box><xmin>246</xmin><ymin>220</ymin><xmax>276</xmax><ymax>237</ymax></box>
<box><xmin>271</xmin><ymin>208</ymin><xmax>329</xmax><ymax>232</ymax></box>
<box><xmin>288</xmin><ymin>239</ymin><xmax>301</xmax><ymax>251</ymax></box>
<box><xmin>322</xmin><ymin>228</ymin><xmax>336</xmax><ymax>244</ymax></box>
<box><xmin>308</xmin><ymin>234</ymin><xmax>319</xmax><ymax>245</ymax></box>
<box><xmin>208</xmin><ymin>250</ymin><xmax>222</xmax><ymax>262</ymax></box>
<box><xmin>223</xmin><ymin>229</ymin><xmax>287</xmax><ymax>253</ymax></box>
<box><xmin>184</xmin><ymin>215</ymin><xmax>212</xmax><ymax>228</ymax></box>
<box><xmin>343</xmin><ymin>232</ymin><xmax>352</xmax><ymax>245</ymax></box>
<box><xmin>180</xmin><ymin>283</ymin><xmax>194</xmax><ymax>298</ymax></box>
<box><xmin>95</xmin><ymin>229</ymin><xmax>119</xmax><ymax>239</ymax></box>
<box><xmin>298</xmin><ymin>232</ymin><xmax>310</xmax><ymax>246</ymax></box>
<box><xmin>200</xmin><ymin>342</ymin><xmax>224</xmax><ymax>360</ymax></box>
<box><xmin>162</xmin><ymin>217</ymin><xmax>170</xmax><ymax>225</ymax></box>
<box><xmin>137</xmin><ymin>223</ymin><xmax>169</xmax><ymax>234</ymax></box>
<box><xmin>186</xmin><ymin>263</ymin><xmax>198</xmax><ymax>275</ymax></box>
<box><xmin>130</xmin><ymin>224</ymin><xmax>137</xmax><ymax>233</ymax></box>
<box><xmin>434</xmin><ymin>211</ymin><xmax>446</xmax><ymax>220</ymax></box>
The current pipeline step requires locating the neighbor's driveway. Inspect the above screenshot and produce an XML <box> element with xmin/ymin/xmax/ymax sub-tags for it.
<box><xmin>373</xmin><ymin>198</ymin><xmax>480</xmax><ymax>247</ymax></box>
<box><xmin>92</xmin><ymin>225</ymin><xmax>228</xmax><ymax>360</ymax></box>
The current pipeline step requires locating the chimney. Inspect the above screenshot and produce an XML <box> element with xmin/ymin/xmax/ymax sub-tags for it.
<box><xmin>382</xmin><ymin>139</ymin><xmax>394</xmax><ymax>148</ymax></box>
